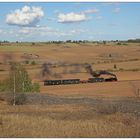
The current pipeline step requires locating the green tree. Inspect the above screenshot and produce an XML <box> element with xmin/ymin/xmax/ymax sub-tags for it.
<box><xmin>9</xmin><ymin>62</ymin><xmax>33</xmax><ymax>93</ymax></box>
<box><xmin>8</xmin><ymin>62</ymin><xmax>39</xmax><ymax>105</ymax></box>
<box><xmin>103</xmin><ymin>41</ymin><xmax>106</xmax><ymax>45</ymax></box>
<box><xmin>32</xmin><ymin>83</ymin><xmax>40</xmax><ymax>93</ymax></box>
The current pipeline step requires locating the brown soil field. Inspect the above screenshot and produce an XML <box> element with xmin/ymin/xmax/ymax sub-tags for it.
<box><xmin>40</xmin><ymin>79</ymin><xmax>140</xmax><ymax>98</ymax></box>
<box><xmin>0</xmin><ymin>43</ymin><xmax>140</xmax><ymax>63</ymax></box>
<box><xmin>0</xmin><ymin>42</ymin><xmax>140</xmax><ymax>137</ymax></box>
<box><xmin>0</xmin><ymin>43</ymin><xmax>140</xmax><ymax>97</ymax></box>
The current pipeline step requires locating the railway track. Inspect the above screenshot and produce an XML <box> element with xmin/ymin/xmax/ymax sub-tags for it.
<box><xmin>43</xmin><ymin>77</ymin><xmax>140</xmax><ymax>86</ymax></box>
<box><xmin>117</xmin><ymin>79</ymin><xmax>140</xmax><ymax>82</ymax></box>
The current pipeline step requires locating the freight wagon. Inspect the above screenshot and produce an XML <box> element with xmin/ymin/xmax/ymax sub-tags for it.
<box><xmin>88</xmin><ymin>77</ymin><xmax>105</xmax><ymax>83</ymax></box>
<box><xmin>44</xmin><ymin>79</ymin><xmax>80</xmax><ymax>86</ymax></box>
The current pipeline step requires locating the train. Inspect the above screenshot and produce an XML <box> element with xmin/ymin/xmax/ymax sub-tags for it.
<box><xmin>44</xmin><ymin>77</ymin><xmax>117</xmax><ymax>86</ymax></box>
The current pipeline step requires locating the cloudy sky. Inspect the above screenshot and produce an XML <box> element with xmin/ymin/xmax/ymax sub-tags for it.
<box><xmin>0</xmin><ymin>2</ymin><xmax>140</xmax><ymax>41</ymax></box>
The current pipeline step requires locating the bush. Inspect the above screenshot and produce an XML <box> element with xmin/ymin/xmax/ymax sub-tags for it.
<box><xmin>25</xmin><ymin>60</ymin><xmax>29</xmax><ymax>64</ymax></box>
<box><xmin>109</xmin><ymin>54</ymin><xmax>112</xmax><ymax>57</ymax></box>
<box><xmin>123</xmin><ymin>43</ymin><xmax>128</xmax><ymax>45</ymax></box>
<box><xmin>97</xmin><ymin>103</ymin><xmax>118</xmax><ymax>115</ymax></box>
<box><xmin>31</xmin><ymin>61</ymin><xmax>36</xmax><ymax>65</ymax></box>
<box><xmin>114</xmin><ymin>64</ymin><xmax>117</xmax><ymax>69</ymax></box>
<box><xmin>117</xmin><ymin>42</ymin><xmax>121</xmax><ymax>45</ymax></box>
<box><xmin>9</xmin><ymin>93</ymin><xmax>27</xmax><ymax>105</ymax></box>
<box><xmin>31</xmin><ymin>83</ymin><xmax>40</xmax><ymax>93</ymax></box>
<box><xmin>131</xmin><ymin>68</ymin><xmax>139</xmax><ymax>72</ymax></box>
<box><xmin>0</xmin><ymin>79</ymin><xmax>10</xmax><ymax>92</ymax></box>
<box><xmin>32</xmin><ymin>42</ymin><xmax>35</xmax><ymax>45</ymax></box>
<box><xmin>119</xmin><ymin>68</ymin><xmax>124</xmax><ymax>71</ymax></box>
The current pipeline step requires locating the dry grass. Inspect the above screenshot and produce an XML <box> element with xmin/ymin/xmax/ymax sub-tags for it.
<box><xmin>0</xmin><ymin>95</ymin><xmax>140</xmax><ymax>138</ymax></box>
<box><xmin>0</xmin><ymin>108</ymin><xmax>139</xmax><ymax>138</ymax></box>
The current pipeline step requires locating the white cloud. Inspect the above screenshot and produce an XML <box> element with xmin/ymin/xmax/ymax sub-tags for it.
<box><xmin>83</xmin><ymin>8</ymin><xmax>99</xmax><ymax>14</ymax></box>
<box><xmin>103</xmin><ymin>2</ymin><xmax>120</xmax><ymax>6</ymax></box>
<box><xmin>0</xmin><ymin>29</ymin><xmax>3</xmax><ymax>33</ymax></box>
<box><xmin>19</xmin><ymin>26</ymin><xmax>61</xmax><ymax>36</ymax></box>
<box><xmin>108</xmin><ymin>23</ymin><xmax>119</xmax><ymax>27</ymax></box>
<box><xmin>70</xmin><ymin>29</ymin><xmax>88</xmax><ymax>34</ymax></box>
<box><xmin>96</xmin><ymin>16</ymin><xmax>102</xmax><ymax>20</ymax></box>
<box><xmin>19</xmin><ymin>28</ymin><xmax>31</xmax><ymax>34</ymax></box>
<box><xmin>0</xmin><ymin>25</ymin><xmax>88</xmax><ymax>41</ymax></box>
<box><xmin>112</xmin><ymin>8</ymin><xmax>120</xmax><ymax>13</ymax></box>
<box><xmin>6</xmin><ymin>5</ymin><xmax>44</xmax><ymax>26</ymax></box>
<box><xmin>57</xmin><ymin>8</ymin><xmax>99</xmax><ymax>23</ymax></box>
<box><xmin>19</xmin><ymin>26</ymin><xmax>52</xmax><ymax>35</ymax></box>
<box><xmin>47</xmin><ymin>17</ymin><xmax>56</xmax><ymax>21</ymax></box>
<box><xmin>54</xmin><ymin>10</ymin><xmax>60</xmax><ymax>14</ymax></box>
<box><xmin>58</xmin><ymin>12</ymin><xmax>87</xmax><ymax>23</ymax></box>
<box><xmin>18</xmin><ymin>26</ymin><xmax>88</xmax><ymax>38</ymax></box>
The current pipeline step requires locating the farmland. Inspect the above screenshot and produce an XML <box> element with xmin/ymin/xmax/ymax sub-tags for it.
<box><xmin>0</xmin><ymin>42</ymin><xmax>140</xmax><ymax>137</ymax></box>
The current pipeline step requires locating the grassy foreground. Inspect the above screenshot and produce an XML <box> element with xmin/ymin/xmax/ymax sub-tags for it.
<box><xmin>0</xmin><ymin>93</ymin><xmax>140</xmax><ymax>138</ymax></box>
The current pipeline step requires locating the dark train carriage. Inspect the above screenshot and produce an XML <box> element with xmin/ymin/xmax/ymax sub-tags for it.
<box><xmin>88</xmin><ymin>77</ymin><xmax>105</xmax><ymax>83</ymax></box>
<box><xmin>44</xmin><ymin>80</ymin><xmax>61</xmax><ymax>86</ymax></box>
<box><xmin>62</xmin><ymin>79</ymin><xmax>80</xmax><ymax>84</ymax></box>
<box><xmin>44</xmin><ymin>79</ymin><xmax>80</xmax><ymax>86</ymax></box>
<box><xmin>43</xmin><ymin>77</ymin><xmax>117</xmax><ymax>86</ymax></box>
<box><xmin>105</xmin><ymin>77</ymin><xmax>117</xmax><ymax>82</ymax></box>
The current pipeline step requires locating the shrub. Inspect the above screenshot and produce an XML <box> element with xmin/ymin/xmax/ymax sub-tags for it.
<box><xmin>31</xmin><ymin>61</ymin><xmax>36</xmax><ymax>65</ymax></box>
<box><xmin>31</xmin><ymin>83</ymin><xmax>40</xmax><ymax>93</ymax></box>
<box><xmin>9</xmin><ymin>93</ymin><xmax>27</xmax><ymax>105</ymax></box>
<box><xmin>15</xmin><ymin>94</ymin><xmax>26</xmax><ymax>105</ymax></box>
<box><xmin>117</xmin><ymin>42</ymin><xmax>121</xmax><ymax>45</ymax></box>
<box><xmin>32</xmin><ymin>42</ymin><xmax>35</xmax><ymax>45</ymax></box>
<box><xmin>114</xmin><ymin>64</ymin><xmax>117</xmax><ymax>69</ymax></box>
<box><xmin>131</xmin><ymin>68</ymin><xmax>139</xmax><ymax>72</ymax></box>
<box><xmin>109</xmin><ymin>54</ymin><xmax>112</xmax><ymax>57</ymax></box>
<box><xmin>119</xmin><ymin>68</ymin><xmax>124</xmax><ymax>71</ymax></box>
<box><xmin>96</xmin><ymin>103</ymin><xmax>118</xmax><ymax>115</ymax></box>
<box><xmin>0</xmin><ymin>79</ymin><xmax>10</xmax><ymax>92</ymax></box>
<box><xmin>0</xmin><ymin>116</ymin><xmax>3</xmax><ymax>127</ymax></box>
<box><xmin>123</xmin><ymin>43</ymin><xmax>128</xmax><ymax>45</ymax></box>
<box><xmin>25</xmin><ymin>60</ymin><xmax>29</xmax><ymax>64</ymax></box>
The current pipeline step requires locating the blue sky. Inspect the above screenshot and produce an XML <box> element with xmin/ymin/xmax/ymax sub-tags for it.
<box><xmin>0</xmin><ymin>2</ymin><xmax>140</xmax><ymax>41</ymax></box>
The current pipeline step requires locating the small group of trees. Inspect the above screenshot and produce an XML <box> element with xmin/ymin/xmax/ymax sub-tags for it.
<box><xmin>24</xmin><ymin>60</ymin><xmax>36</xmax><ymax>65</ymax></box>
<box><xmin>0</xmin><ymin>62</ymin><xmax>40</xmax><ymax>105</ymax></box>
<box><xmin>1</xmin><ymin>39</ymin><xmax>140</xmax><ymax>45</ymax></box>
<box><xmin>127</xmin><ymin>39</ymin><xmax>140</xmax><ymax>43</ymax></box>
<box><xmin>45</xmin><ymin>40</ymin><xmax>92</xmax><ymax>44</ymax></box>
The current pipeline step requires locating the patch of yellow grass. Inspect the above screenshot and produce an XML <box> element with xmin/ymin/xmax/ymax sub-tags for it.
<box><xmin>0</xmin><ymin>104</ymin><xmax>139</xmax><ymax>138</ymax></box>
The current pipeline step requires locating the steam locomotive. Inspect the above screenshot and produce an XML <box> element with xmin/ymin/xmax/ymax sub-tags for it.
<box><xmin>44</xmin><ymin>77</ymin><xmax>117</xmax><ymax>86</ymax></box>
<box><xmin>43</xmin><ymin>64</ymin><xmax>118</xmax><ymax>86</ymax></box>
